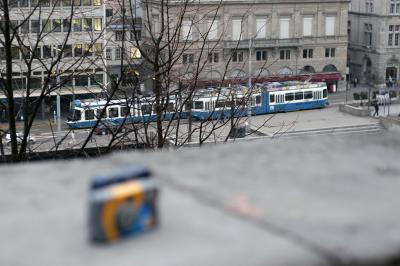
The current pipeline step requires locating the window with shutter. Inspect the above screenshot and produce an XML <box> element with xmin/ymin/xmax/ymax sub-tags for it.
<box><xmin>232</xmin><ymin>19</ymin><xmax>242</xmax><ymax>40</ymax></box>
<box><xmin>208</xmin><ymin>20</ymin><xmax>218</xmax><ymax>40</ymax></box>
<box><xmin>325</xmin><ymin>16</ymin><xmax>335</xmax><ymax>36</ymax></box>
<box><xmin>256</xmin><ymin>18</ymin><xmax>266</xmax><ymax>39</ymax></box>
<box><xmin>303</xmin><ymin>17</ymin><xmax>312</xmax><ymax>37</ymax></box>
<box><xmin>279</xmin><ymin>18</ymin><xmax>290</xmax><ymax>39</ymax></box>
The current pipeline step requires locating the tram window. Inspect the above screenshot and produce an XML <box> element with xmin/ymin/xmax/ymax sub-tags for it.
<box><xmin>323</xmin><ymin>89</ymin><xmax>327</xmax><ymax>98</ymax></box>
<box><xmin>205</xmin><ymin>101</ymin><xmax>210</xmax><ymax>110</ymax></box>
<box><xmin>85</xmin><ymin>109</ymin><xmax>95</xmax><ymax>120</ymax></box>
<box><xmin>108</xmin><ymin>107</ymin><xmax>119</xmax><ymax>118</ymax></box>
<box><xmin>120</xmin><ymin>106</ymin><xmax>130</xmax><ymax>116</ymax></box>
<box><xmin>72</xmin><ymin>110</ymin><xmax>81</xmax><ymax>121</ymax></box>
<box><xmin>95</xmin><ymin>109</ymin><xmax>106</xmax><ymax>119</ymax></box>
<box><xmin>141</xmin><ymin>105</ymin><xmax>152</xmax><ymax>115</ymax></box>
<box><xmin>285</xmin><ymin>93</ymin><xmax>294</xmax><ymax>102</ymax></box>
<box><xmin>304</xmin><ymin>91</ymin><xmax>313</xmax><ymax>99</ymax></box>
<box><xmin>167</xmin><ymin>102</ymin><xmax>175</xmax><ymax>112</ymax></box>
<box><xmin>193</xmin><ymin>101</ymin><xmax>204</xmax><ymax>110</ymax></box>
<box><xmin>255</xmin><ymin>95</ymin><xmax>261</xmax><ymax>105</ymax></box>
<box><xmin>295</xmin><ymin>92</ymin><xmax>303</xmax><ymax>100</ymax></box>
<box><xmin>216</xmin><ymin>101</ymin><xmax>225</xmax><ymax>108</ymax></box>
<box><xmin>225</xmin><ymin>100</ymin><xmax>235</xmax><ymax>107</ymax></box>
<box><xmin>269</xmin><ymin>94</ymin><xmax>275</xmax><ymax>103</ymax></box>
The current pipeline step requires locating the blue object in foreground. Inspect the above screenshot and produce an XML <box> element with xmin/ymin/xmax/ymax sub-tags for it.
<box><xmin>89</xmin><ymin>166</ymin><xmax>158</xmax><ymax>243</ymax></box>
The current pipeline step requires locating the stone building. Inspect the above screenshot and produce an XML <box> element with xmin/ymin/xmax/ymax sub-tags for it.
<box><xmin>348</xmin><ymin>0</ymin><xmax>400</xmax><ymax>85</ymax></box>
<box><xmin>149</xmin><ymin>0</ymin><xmax>350</xmax><ymax>91</ymax></box>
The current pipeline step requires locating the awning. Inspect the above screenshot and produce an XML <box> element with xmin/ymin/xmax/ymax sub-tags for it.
<box><xmin>0</xmin><ymin>87</ymin><xmax>104</xmax><ymax>100</ymax></box>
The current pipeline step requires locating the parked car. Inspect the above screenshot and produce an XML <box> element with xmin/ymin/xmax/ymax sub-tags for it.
<box><xmin>4</xmin><ymin>132</ymin><xmax>36</xmax><ymax>145</ymax></box>
<box><xmin>94</xmin><ymin>121</ymin><xmax>123</xmax><ymax>135</ymax></box>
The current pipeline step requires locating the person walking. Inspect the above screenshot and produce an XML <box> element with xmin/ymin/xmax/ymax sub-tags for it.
<box><xmin>353</xmin><ymin>77</ymin><xmax>358</xmax><ymax>88</ymax></box>
<box><xmin>373</xmin><ymin>102</ymin><xmax>379</xmax><ymax>117</ymax></box>
<box><xmin>388</xmin><ymin>76</ymin><xmax>393</xmax><ymax>88</ymax></box>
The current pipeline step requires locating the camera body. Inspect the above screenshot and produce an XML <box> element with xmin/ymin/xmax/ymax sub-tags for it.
<box><xmin>89</xmin><ymin>166</ymin><xmax>158</xmax><ymax>243</ymax></box>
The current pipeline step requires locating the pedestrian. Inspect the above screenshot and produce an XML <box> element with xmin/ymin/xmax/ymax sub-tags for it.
<box><xmin>373</xmin><ymin>101</ymin><xmax>379</xmax><ymax>117</ymax></box>
<box><xmin>388</xmin><ymin>76</ymin><xmax>393</xmax><ymax>88</ymax></box>
<box><xmin>353</xmin><ymin>77</ymin><xmax>358</xmax><ymax>88</ymax></box>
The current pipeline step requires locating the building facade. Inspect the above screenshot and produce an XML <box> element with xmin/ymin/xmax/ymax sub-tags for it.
<box><xmin>348</xmin><ymin>0</ymin><xmax>400</xmax><ymax>85</ymax></box>
<box><xmin>152</xmin><ymin>0</ymin><xmax>350</xmax><ymax>91</ymax></box>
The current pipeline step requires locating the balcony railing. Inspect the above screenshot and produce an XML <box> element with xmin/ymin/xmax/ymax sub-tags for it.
<box><xmin>224</xmin><ymin>38</ymin><xmax>300</xmax><ymax>49</ymax></box>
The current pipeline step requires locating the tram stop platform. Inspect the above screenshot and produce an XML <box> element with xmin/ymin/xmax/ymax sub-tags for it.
<box><xmin>1</xmin><ymin>132</ymin><xmax>400</xmax><ymax>266</ymax></box>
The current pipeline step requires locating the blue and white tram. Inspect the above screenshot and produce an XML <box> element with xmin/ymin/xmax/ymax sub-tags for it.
<box><xmin>190</xmin><ymin>86</ymin><xmax>249</xmax><ymax>120</ymax></box>
<box><xmin>189</xmin><ymin>81</ymin><xmax>328</xmax><ymax>120</ymax></box>
<box><xmin>67</xmin><ymin>96</ymin><xmax>185</xmax><ymax>129</ymax></box>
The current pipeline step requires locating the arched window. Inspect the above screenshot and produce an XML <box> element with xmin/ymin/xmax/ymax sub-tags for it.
<box><xmin>322</xmin><ymin>64</ymin><xmax>338</xmax><ymax>72</ymax></box>
<box><xmin>205</xmin><ymin>70</ymin><xmax>222</xmax><ymax>80</ymax></box>
<box><xmin>300</xmin><ymin>65</ymin><xmax>316</xmax><ymax>74</ymax></box>
<box><xmin>255</xmin><ymin>68</ymin><xmax>270</xmax><ymax>77</ymax></box>
<box><xmin>230</xmin><ymin>69</ymin><xmax>246</xmax><ymax>78</ymax></box>
<box><xmin>278</xmin><ymin>67</ymin><xmax>293</xmax><ymax>75</ymax></box>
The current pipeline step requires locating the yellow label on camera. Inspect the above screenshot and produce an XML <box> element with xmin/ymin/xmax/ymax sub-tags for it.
<box><xmin>101</xmin><ymin>181</ymin><xmax>144</xmax><ymax>241</ymax></box>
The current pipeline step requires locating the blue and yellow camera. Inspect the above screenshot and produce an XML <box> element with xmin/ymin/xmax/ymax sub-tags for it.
<box><xmin>89</xmin><ymin>166</ymin><xmax>158</xmax><ymax>243</ymax></box>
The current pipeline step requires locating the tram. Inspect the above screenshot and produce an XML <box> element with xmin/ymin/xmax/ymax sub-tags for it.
<box><xmin>66</xmin><ymin>95</ymin><xmax>185</xmax><ymax>129</ymax></box>
<box><xmin>66</xmin><ymin>81</ymin><xmax>328</xmax><ymax>129</ymax></box>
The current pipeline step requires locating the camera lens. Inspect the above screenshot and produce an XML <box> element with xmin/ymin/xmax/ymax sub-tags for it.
<box><xmin>116</xmin><ymin>202</ymin><xmax>137</xmax><ymax>233</ymax></box>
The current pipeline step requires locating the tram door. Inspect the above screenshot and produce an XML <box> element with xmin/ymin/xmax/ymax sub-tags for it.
<box><xmin>275</xmin><ymin>94</ymin><xmax>284</xmax><ymax>111</ymax></box>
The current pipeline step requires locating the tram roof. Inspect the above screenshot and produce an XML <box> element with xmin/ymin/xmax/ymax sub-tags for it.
<box><xmin>256</xmin><ymin>81</ymin><xmax>327</xmax><ymax>92</ymax></box>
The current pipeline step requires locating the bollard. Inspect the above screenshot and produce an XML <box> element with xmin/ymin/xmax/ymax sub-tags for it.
<box><xmin>89</xmin><ymin>166</ymin><xmax>159</xmax><ymax>243</ymax></box>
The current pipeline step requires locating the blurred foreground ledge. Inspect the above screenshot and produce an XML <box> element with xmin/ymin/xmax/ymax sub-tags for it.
<box><xmin>1</xmin><ymin>133</ymin><xmax>400</xmax><ymax>266</ymax></box>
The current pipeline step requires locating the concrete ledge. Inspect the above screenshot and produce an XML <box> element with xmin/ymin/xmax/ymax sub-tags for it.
<box><xmin>380</xmin><ymin>116</ymin><xmax>400</xmax><ymax>132</ymax></box>
<box><xmin>339</xmin><ymin>104</ymin><xmax>371</xmax><ymax>117</ymax></box>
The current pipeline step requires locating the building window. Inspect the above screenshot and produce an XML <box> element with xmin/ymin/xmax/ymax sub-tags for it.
<box><xmin>130</xmin><ymin>30</ymin><xmax>141</xmax><ymax>41</ymax></box>
<box><xmin>31</xmin><ymin>20</ymin><xmax>40</xmax><ymax>33</ymax></box>
<box><xmin>75</xmin><ymin>75</ymin><xmax>88</xmax><ymax>87</ymax></box>
<box><xmin>43</xmin><ymin>45</ymin><xmax>52</xmax><ymax>58</ymax></box>
<box><xmin>63</xmin><ymin>19</ymin><xmax>71</xmax><ymax>32</ymax></box>
<box><xmin>364</xmin><ymin>23</ymin><xmax>373</xmax><ymax>46</ymax></box>
<box><xmin>42</xmin><ymin>19</ymin><xmax>51</xmax><ymax>33</ymax></box>
<box><xmin>279</xmin><ymin>18</ymin><xmax>290</xmax><ymax>39</ymax></box>
<box><xmin>182</xmin><ymin>20</ymin><xmax>192</xmax><ymax>41</ymax></box>
<box><xmin>303</xmin><ymin>17</ymin><xmax>312</xmax><ymax>37</ymax></box>
<box><xmin>82</xmin><ymin>18</ymin><xmax>92</xmax><ymax>31</ymax></box>
<box><xmin>325</xmin><ymin>16</ymin><xmax>335</xmax><ymax>36</ymax></box>
<box><xmin>115</xmin><ymin>47</ymin><xmax>122</xmax><ymax>60</ymax></box>
<box><xmin>208</xmin><ymin>52</ymin><xmax>219</xmax><ymax>63</ymax></box>
<box><xmin>115</xmin><ymin>31</ymin><xmax>124</xmax><ymax>41</ymax></box>
<box><xmin>207</xmin><ymin>19</ymin><xmax>218</xmax><ymax>40</ymax></box>
<box><xmin>388</xmin><ymin>25</ymin><xmax>400</xmax><ymax>46</ymax></box>
<box><xmin>255</xmin><ymin>18</ymin><xmax>266</xmax><ymax>39</ymax></box>
<box><xmin>325</xmin><ymin>47</ymin><xmax>336</xmax><ymax>58</ymax></box>
<box><xmin>93</xmin><ymin>18</ymin><xmax>102</xmax><ymax>31</ymax></box>
<box><xmin>182</xmin><ymin>53</ymin><xmax>194</xmax><ymax>64</ymax></box>
<box><xmin>232</xmin><ymin>51</ymin><xmax>243</xmax><ymax>62</ymax></box>
<box><xmin>21</xmin><ymin>21</ymin><xmax>29</xmax><ymax>34</ymax></box>
<box><xmin>232</xmin><ymin>18</ymin><xmax>242</xmax><ymax>40</ymax></box>
<box><xmin>347</xmin><ymin>20</ymin><xmax>351</xmax><ymax>42</ymax></box>
<box><xmin>53</xmin><ymin>19</ymin><xmax>61</xmax><ymax>32</ymax></box>
<box><xmin>93</xmin><ymin>0</ymin><xmax>101</xmax><ymax>5</ymax></box>
<box><xmin>303</xmin><ymin>49</ymin><xmax>313</xmax><ymax>59</ymax></box>
<box><xmin>63</xmin><ymin>44</ymin><xmax>72</xmax><ymax>57</ymax></box>
<box><xmin>74</xmin><ymin>43</ymin><xmax>83</xmax><ymax>57</ymax></box>
<box><xmin>390</xmin><ymin>0</ymin><xmax>400</xmax><ymax>14</ymax></box>
<box><xmin>105</xmin><ymin>47</ymin><xmax>112</xmax><ymax>60</ymax></box>
<box><xmin>73</xmin><ymin>18</ymin><xmax>82</xmax><ymax>32</ymax></box>
<box><xmin>130</xmin><ymin>47</ymin><xmax>141</xmax><ymax>59</ymax></box>
<box><xmin>365</xmin><ymin>0</ymin><xmax>374</xmax><ymax>13</ymax></box>
<box><xmin>280</xmin><ymin>49</ymin><xmax>290</xmax><ymax>60</ymax></box>
<box><xmin>256</xmin><ymin>50</ymin><xmax>267</xmax><ymax>61</ymax></box>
